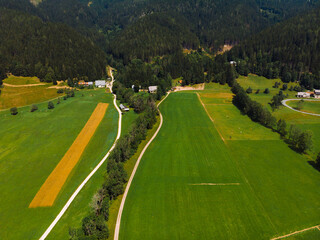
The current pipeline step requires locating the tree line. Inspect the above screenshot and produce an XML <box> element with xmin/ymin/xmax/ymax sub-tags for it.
<box><xmin>231</xmin><ymin>78</ymin><xmax>312</xmax><ymax>153</ymax></box>
<box><xmin>69</xmin><ymin>83</ymin><xmax>165</xmax><ymax>239</ymax></box>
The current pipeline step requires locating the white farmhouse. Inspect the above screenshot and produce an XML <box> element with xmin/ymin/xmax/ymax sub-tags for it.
<box><xmin>297</xmin><ymin>92</ymin><xmax>310</xmax><ymax>98</ymax></box>
<box><xmin>95</xmin><ymin>80</ymin><xmax>106</xmax><ymax>88</ymax></box>
<box><xmin>148</xmin><ymin>86</ymin><xmax>158</xmax><ymax>93</ymax></box>
<box><xmin>314</xmin><ymin>89</ymin><xmax>320</xmax><ymax>99</ymax></box>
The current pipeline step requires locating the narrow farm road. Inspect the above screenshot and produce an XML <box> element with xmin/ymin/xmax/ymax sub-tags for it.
<box><xmin>39</xmin><ymin>71</ymin><xmax>122</xmax><ymax>240</ymax></box>
<box><xmin>114</xmin><ymin>92</ymin><xmax>170</xmax><ymax>240</ymax></box>
<box><xmin>282</xmin><ymin>99</ymin><xmax>320</xmax><ymax>117</ymax></box>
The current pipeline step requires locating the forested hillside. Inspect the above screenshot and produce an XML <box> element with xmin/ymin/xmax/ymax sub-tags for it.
<box><xmin>109</xmin><ymin>14</ymin><xmax>199</xmax><ymax>64</ymax></box>
<box><xmin>1</xmin><ymin>0</ymin><xmax>317</xmax><ymax>62</ymax></box>
<box><xmin>228</xmin><ymin>7</ymin><xmax>320</xmax><ymax>89</ymax></box>
<box><xmin>0</xmin><ymin>9</ymin><xmax>106</xmax><ymax>83</ymax></box>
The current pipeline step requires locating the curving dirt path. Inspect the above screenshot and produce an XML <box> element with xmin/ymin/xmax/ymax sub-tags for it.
<box><xmin>282</xmin><ymin>99</ymin><xmax>320</xmax><ymax>117</ymax></box>
<box><xmin>39</xmin><ymin>71</ymin><xmax>122</xmax><ymax>240</ymax></box>
<box><xmin>114</xmin><ymin>92</ymin><xmax>170</xmax><ymax>240</ymax></box>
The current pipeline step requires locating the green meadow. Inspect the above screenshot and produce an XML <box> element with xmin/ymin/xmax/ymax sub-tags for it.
<box><xmin>237</xmin><ymin>74</ymin><xmax>298</xmax><ymax>108</ymax></box>
<box><xmin>287</xmin><ymin>100</ymin><xmax>320</xmax><ymax>115</ymax></box>
<box><xmin>0</xmin><ymin>89</ymin><xmax>120</xmax><ymax>239</ymax></box>
<box><xmin>119</xmin><ymin>91</ymin><xmax>320</xmax><ymax>240</ymax></box>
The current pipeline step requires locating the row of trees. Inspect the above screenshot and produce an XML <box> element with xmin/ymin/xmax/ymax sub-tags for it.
<box><xmin>231</xmin><ymin>82</ymin><xmax>312</xmax><ymax>153</ymax></box>
<box><xmin>69</xmin><ymin>84</ymin><xmax>162</xmax><ymax>239</ymax></box>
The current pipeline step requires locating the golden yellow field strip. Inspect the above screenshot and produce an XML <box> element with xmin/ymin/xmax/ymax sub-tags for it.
<box><xmin>29</xmin><ymin>103</ymin><xmax>109</xmax><ymax>208</ymax></box>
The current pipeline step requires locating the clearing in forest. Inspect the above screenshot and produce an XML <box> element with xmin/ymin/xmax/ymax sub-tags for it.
<box><xmin>29</xmin><ymin>103</ymin><xmax>109</xmax><ymax>208</ymax></box>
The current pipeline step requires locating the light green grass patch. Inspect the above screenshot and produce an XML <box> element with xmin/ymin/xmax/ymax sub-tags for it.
<box><xmin>3</xmin><ymin>75</ymin><xmax>41</xmax><ymax>85</ymax></box>
<box><xmin>206</xmin><ymin>104</ymin><xmax>278</xmax><ymax>140</ymax></box>
<box><xmin>287</xmin><ymin>100</ymin><xmax>320</xmax><ymax>115</ymax></box>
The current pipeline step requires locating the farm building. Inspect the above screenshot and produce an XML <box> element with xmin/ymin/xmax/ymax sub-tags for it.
<box><xmin>119</xmin><ymin>104</ymin><xmax>129</xmax><ymax>111</ymax></box>
<box><xmin>95</xmin><ymin>80</ymin><xmax>106</xmax><ymax>88</ymax></box>
<box><xmin>297</xmin><ymin>92</ymin><xmax>310</xmax><ymax>98</ymax></box>
<box><xmin>88</xmin><ymin>82</ymin><xmax>93</xmax><ymax>86</ymax></box>
<box><xmin>315</xmin><ymin>89</ymin><xmax>320</xmax><ymax>98</ymax></box>
<box><xmin>148</xmin><ymin>86</ymin><xmax>158</xmax><ymax>93</ymax></box>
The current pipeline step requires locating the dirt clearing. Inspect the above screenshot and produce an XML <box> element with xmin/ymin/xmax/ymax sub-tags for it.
<box><xmin>29</xmin><ymin>103</ymin><xmax>109</xmax><ymax>208</ymax></box>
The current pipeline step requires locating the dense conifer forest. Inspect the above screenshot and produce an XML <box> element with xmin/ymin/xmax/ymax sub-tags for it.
<box><xmin>0</xmin><ymin>9</ymin><xmax>107</xmax><ymax>83</ymax></box>
<box><xmin>228</xmin><ymin>7</ymin><xmax>320</xmax><ymax>89</ymax></box>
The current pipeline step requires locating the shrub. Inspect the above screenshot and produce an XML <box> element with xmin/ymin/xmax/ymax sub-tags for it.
<box><xmin>57</xmin><ymin>89</ymin><xmax>63</xmax><ymax>94</ymax></box>
<box><xmin>48</xmin><ymin>101</ymin><xmax>54</xmax><ymax>109</ymax></box>
<box><xmin>57</xmin><ymin>98</ymin><xmax>61</xmax><ymax>104</ymax></box>
<box><xmin>246</xmin><ymin>87</ymin><xmax>252</xmax><ymax>94</ymax></box>
<box><xmin>30</xmin><ymin>104</ymin><xmax>38</xmax><ymax>112</ymax></box>
<box><xmin>10</xmin><ymin>107</ymin><xmax>18</xmax><ymax>115</ymax></box>
<box><xmin>63</xmin><ymin>95</ymin><xmax>67</xmax><ymax>100</ymax></box>
<box><xmin>255</xmin><ymin>89</ymin><xmax>260</xmax><ymax>94</ymax></box>
<box><xmin>264</xmin><ymin>88</ymin><xmax>270</xmax><ymax>94</ymax></box>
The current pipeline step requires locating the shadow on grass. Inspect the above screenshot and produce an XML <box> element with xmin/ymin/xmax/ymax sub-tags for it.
<box><xmin>308</xmin><ymin>161</ymin><xmax>320</xmax><ymax>172</ymax></box>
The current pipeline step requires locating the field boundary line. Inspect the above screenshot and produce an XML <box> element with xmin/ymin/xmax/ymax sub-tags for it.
<box><xmin>39</xmin><ymin>71</ymin><xmax>122</xmax><ymax>240</ymax></box>
<box><xmin>114</xmin><ymin>92</ymin><xmax>170</xmax><ymax>240</ymax></box>
<box><xmin>271</xmin><ymin>225</ymin><xmax>320</xmax><ymax>240</ymax></box>
<box><xmin>196</xmin><ymin>93</ymin><xmax>226</xmax><ymax>143</ymax></box>
<box><xmin>189</xmin><ymin>183</ymin><xmax>240</xmax><ymax>186</ymax></box>
<box><xmin>282</xmin><ymin>99</ymin><xmax>320</xmax><ymax>117</ymax></box>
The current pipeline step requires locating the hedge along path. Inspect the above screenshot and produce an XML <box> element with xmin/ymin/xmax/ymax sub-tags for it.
<box><xmin>29</xmin><ymin>103</ymin><xmax>109</xmax><ymax>208</ymax></box>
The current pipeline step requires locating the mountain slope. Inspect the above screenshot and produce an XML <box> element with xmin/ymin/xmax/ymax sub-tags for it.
<box><xmin>0</xmin><ymin>9</ymin><xmax>107</xmax><ymax>82</ymax></box>
<box><xmin>228</xmin><ymin>7</ymin><xmax>320</xmax><ymax>89</ymax></box>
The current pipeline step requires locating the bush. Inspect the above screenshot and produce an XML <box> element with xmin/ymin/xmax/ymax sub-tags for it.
<box><xmin>57</xmin><ymin>89</ymin><xmax>63</xmax><ymax>94</ymax></box>
<box><xmin>48</xmin><ymin>101</ymin><xmax>54</xmax><ymax>109</ymax></box>
<box><xmin>63</xmin><ymin>95</ymin><xmax>67</xmax><ymax>100</ymax></box>
<box><xmin>255</xmin><ymin>89</ymin><xmax>260</xmax><ymax>94</ymax></box>
<box><xmin>264</xmin><ymin>88</ymin><xmax>270</xmax><ymax>94</ymax></box>
<box><xmin>57</xmin><ymin>98</ymin><xmax>61</xmax><ymax>104</ymax></box>
<box><xmin>30</xmin><ymin>104</ymin><xmax>38</xmax><ymax>112</ymax></box>
<box><xmin>10</xmin><ymin>107</ymin><xmax>18</xmax><ymax>115</ymax></box>
<box><xmin>246</xmin><ymin>87</ymin><xmax>252</xmax><ymax>94</ymax></box>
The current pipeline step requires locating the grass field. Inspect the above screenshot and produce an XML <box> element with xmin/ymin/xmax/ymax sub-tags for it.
<box><xmin>119</xmin><ymin>91</ymin><xmax>320</xmax><ymax>239</ymax></box>
<box><xmin>0</xmin><ymin>89</ymin><xmax>119</xmax><ymax>239</ymax></box>
<box><xmin>3</xmin><ymin>75</ymin><xmax>41</xmax><ymax>85</ymax></box>
<box><xmin>287</xmin><ymin>100</ymin><xmax>320</xmax><ymax>114</ymax></box>
<box><xmin>29</xmin><ymin>103</ymin><xmax>109</xmax><ymax>208</ymax></box>
<box><xmin>0</xmin><ymin>82</ymin><xmax>61</xmax><ymax>110</ymax></box>
<box><xmin>45</xmin><ymin>104</ymin><xmax>140</xmax><ymax>240</ymax></box>
<box><xmin>237</xmin><ymin>74</ymin><xmax>298</xmax><ymax>108</ymax></box>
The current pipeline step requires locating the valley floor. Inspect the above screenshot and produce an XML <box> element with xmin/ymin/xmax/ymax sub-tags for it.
<box><xmin>118</xmin><ymin>88</ymin><xmax>320</xmax><ymax>239</ymax></box>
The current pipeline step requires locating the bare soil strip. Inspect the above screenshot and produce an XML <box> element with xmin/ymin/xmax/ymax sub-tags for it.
<box><xmin>197</xmin><ymin>93</ymin><xmax>226</xmax><ymax>143</ymax></box>
<box><xmin>271</xmin><ymin>225</ymin><xmax>320</xmax><ymax>240</ymax></box>
<box><xmin>29</xmin><ymin>103</ymin><xmax>109</xmax><ymax>208</ymax></box>
<box><xmin>189</xmin><ymin>183</ymin><xmax>240</xmax><ymax>186</ymax></box>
